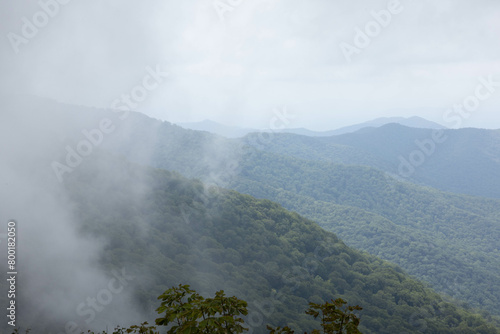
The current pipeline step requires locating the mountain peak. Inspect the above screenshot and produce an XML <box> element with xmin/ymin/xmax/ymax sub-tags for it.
<box><xmin>177</xmin><ymin>116</ymin><xmax>446</xmax><ymax>138</ymax></box>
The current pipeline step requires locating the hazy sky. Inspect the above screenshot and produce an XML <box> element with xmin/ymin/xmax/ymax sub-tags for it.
<box><xmin>1</xmin><ymin>0</ymin><xmax>499</xmax><ymax>130</ymax></box>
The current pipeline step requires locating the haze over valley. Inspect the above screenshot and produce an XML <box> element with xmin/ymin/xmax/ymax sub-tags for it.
<box><xmin>1</xmin><ymin>1</ymin><xmax>500</xmax><ymax>333</ymax></box>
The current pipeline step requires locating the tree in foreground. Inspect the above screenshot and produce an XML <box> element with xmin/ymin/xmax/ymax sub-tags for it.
<box><xmin>154</xmin><ymin>285</ymin><xmax>362</xmax><ymax>334</ymax></box>
<box><xmin>155</xmin><ymin>284</ymin><xmax>249</xmax><ymax>333</ymax></box>
<box><xmin>10</xmin><ymin>285</ymin><xmax>362</xmax><ymax>334</ymax></box>
<box><xmin>268</xmin><ymin>298</ymin><xmax>362</xmax><ymax>334</ymax></box>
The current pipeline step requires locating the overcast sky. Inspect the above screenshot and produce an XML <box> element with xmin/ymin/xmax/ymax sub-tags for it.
<box><xmin>1</xmin><ymin>0</ymin><xmax>499</xmax><ymax>131</ymax></box>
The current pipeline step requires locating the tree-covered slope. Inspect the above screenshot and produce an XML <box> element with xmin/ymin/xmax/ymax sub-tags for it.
<box><xmin>227</xmin><ymin>150</ymin><xmax>500</xmax><ymax>317</ymax></box>
<box><xmin>4</xmin><ymin>97</ymin><xmax>500</xmax><ymax>331</ymax></box>
<box><xmin>243</xmin><ymin>124</ymin><xmax>500</xmax><ymax>199</ymax></box>
<box><xmin>32</xmin><ymin>100</ymin><xmax>500</xmax><ymax>317</ymax></box>
<box><xmin>59</xmin><ymin>152</ymin><xmax>499</xmax><ymax>333</ymax></box>
<box><xmin>1</xmin><ymin>136</ymin><xmax>498</xmax><ymax>333</ymax></box>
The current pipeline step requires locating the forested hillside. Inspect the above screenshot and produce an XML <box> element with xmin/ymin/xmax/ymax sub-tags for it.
<box><xmin>243</xmin><ymin>124</ymin><xmax>500</xmax><ymax>199</ymax></box>
<box><xmin>17</xmin><ymin>151</ymin><xmax>499</xmax><ymax>333</ymax></box>
<box><xmin>3</xmin><ymin>1</ymin><xmax>499</xmax><ymax>333</ymax></box>
<box><xmin>227</xmin><ymin>150</ymin><xmax>500</xmax><ymax>316</ymax></box>
<box><xmin>81</xmin><ymin>104</ymin><xmax>500</xmax><ymax>318</ymax></box>
<box><xmin>3</xmin><ymin>98</ymin><xmax>500</xmax><ymax>332</ymax></box>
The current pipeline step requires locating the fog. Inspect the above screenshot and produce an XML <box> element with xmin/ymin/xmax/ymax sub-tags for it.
<box><xmin>0</xmin><ymin>93</ymin><xmax>246</xmax><ymax>332</ymax></box>
<box><xmin>0</xmin><ymin>0</ymin><xmax>499</xmax><ymax>130</ymax></box>
<box><xmin>0</xmin><ymin>97</ymin><xmax>150</xmax><ymax>332</ymax></box>
<box><xmin>0</xmin><ymin>1</ymin><xmax>500</xmax><ymax>332</ymax></box>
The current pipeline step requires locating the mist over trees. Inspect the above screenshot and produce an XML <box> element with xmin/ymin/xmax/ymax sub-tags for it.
<box><xmin>1</xmin><ymin>0</ymin><xmax>500</xmax><ymax>332</ymax></box>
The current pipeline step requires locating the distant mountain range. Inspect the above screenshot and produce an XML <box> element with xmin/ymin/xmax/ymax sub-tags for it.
<box><xmin>177</xmin><ymin>119</ymin><xmax>255</xmax><ymax>138</ymax></box>
<box><xmin>177</xmin><ymin>116</ymin><xmax>446</xmax><ymax>138</ymax></box>
<box><xmin>4</xmin><ymin>96</ymin><xmax>499</xmax><ymax>333</ymax></box>
<box><xmin>242</xmin><ymin>124</ymin><xmax>500</xmax><ymax>199</ymax></box>
<box><xmin>3</xmin><ymin>96</ymin><xmax>500</xmax><ymax>332</ymax></box>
